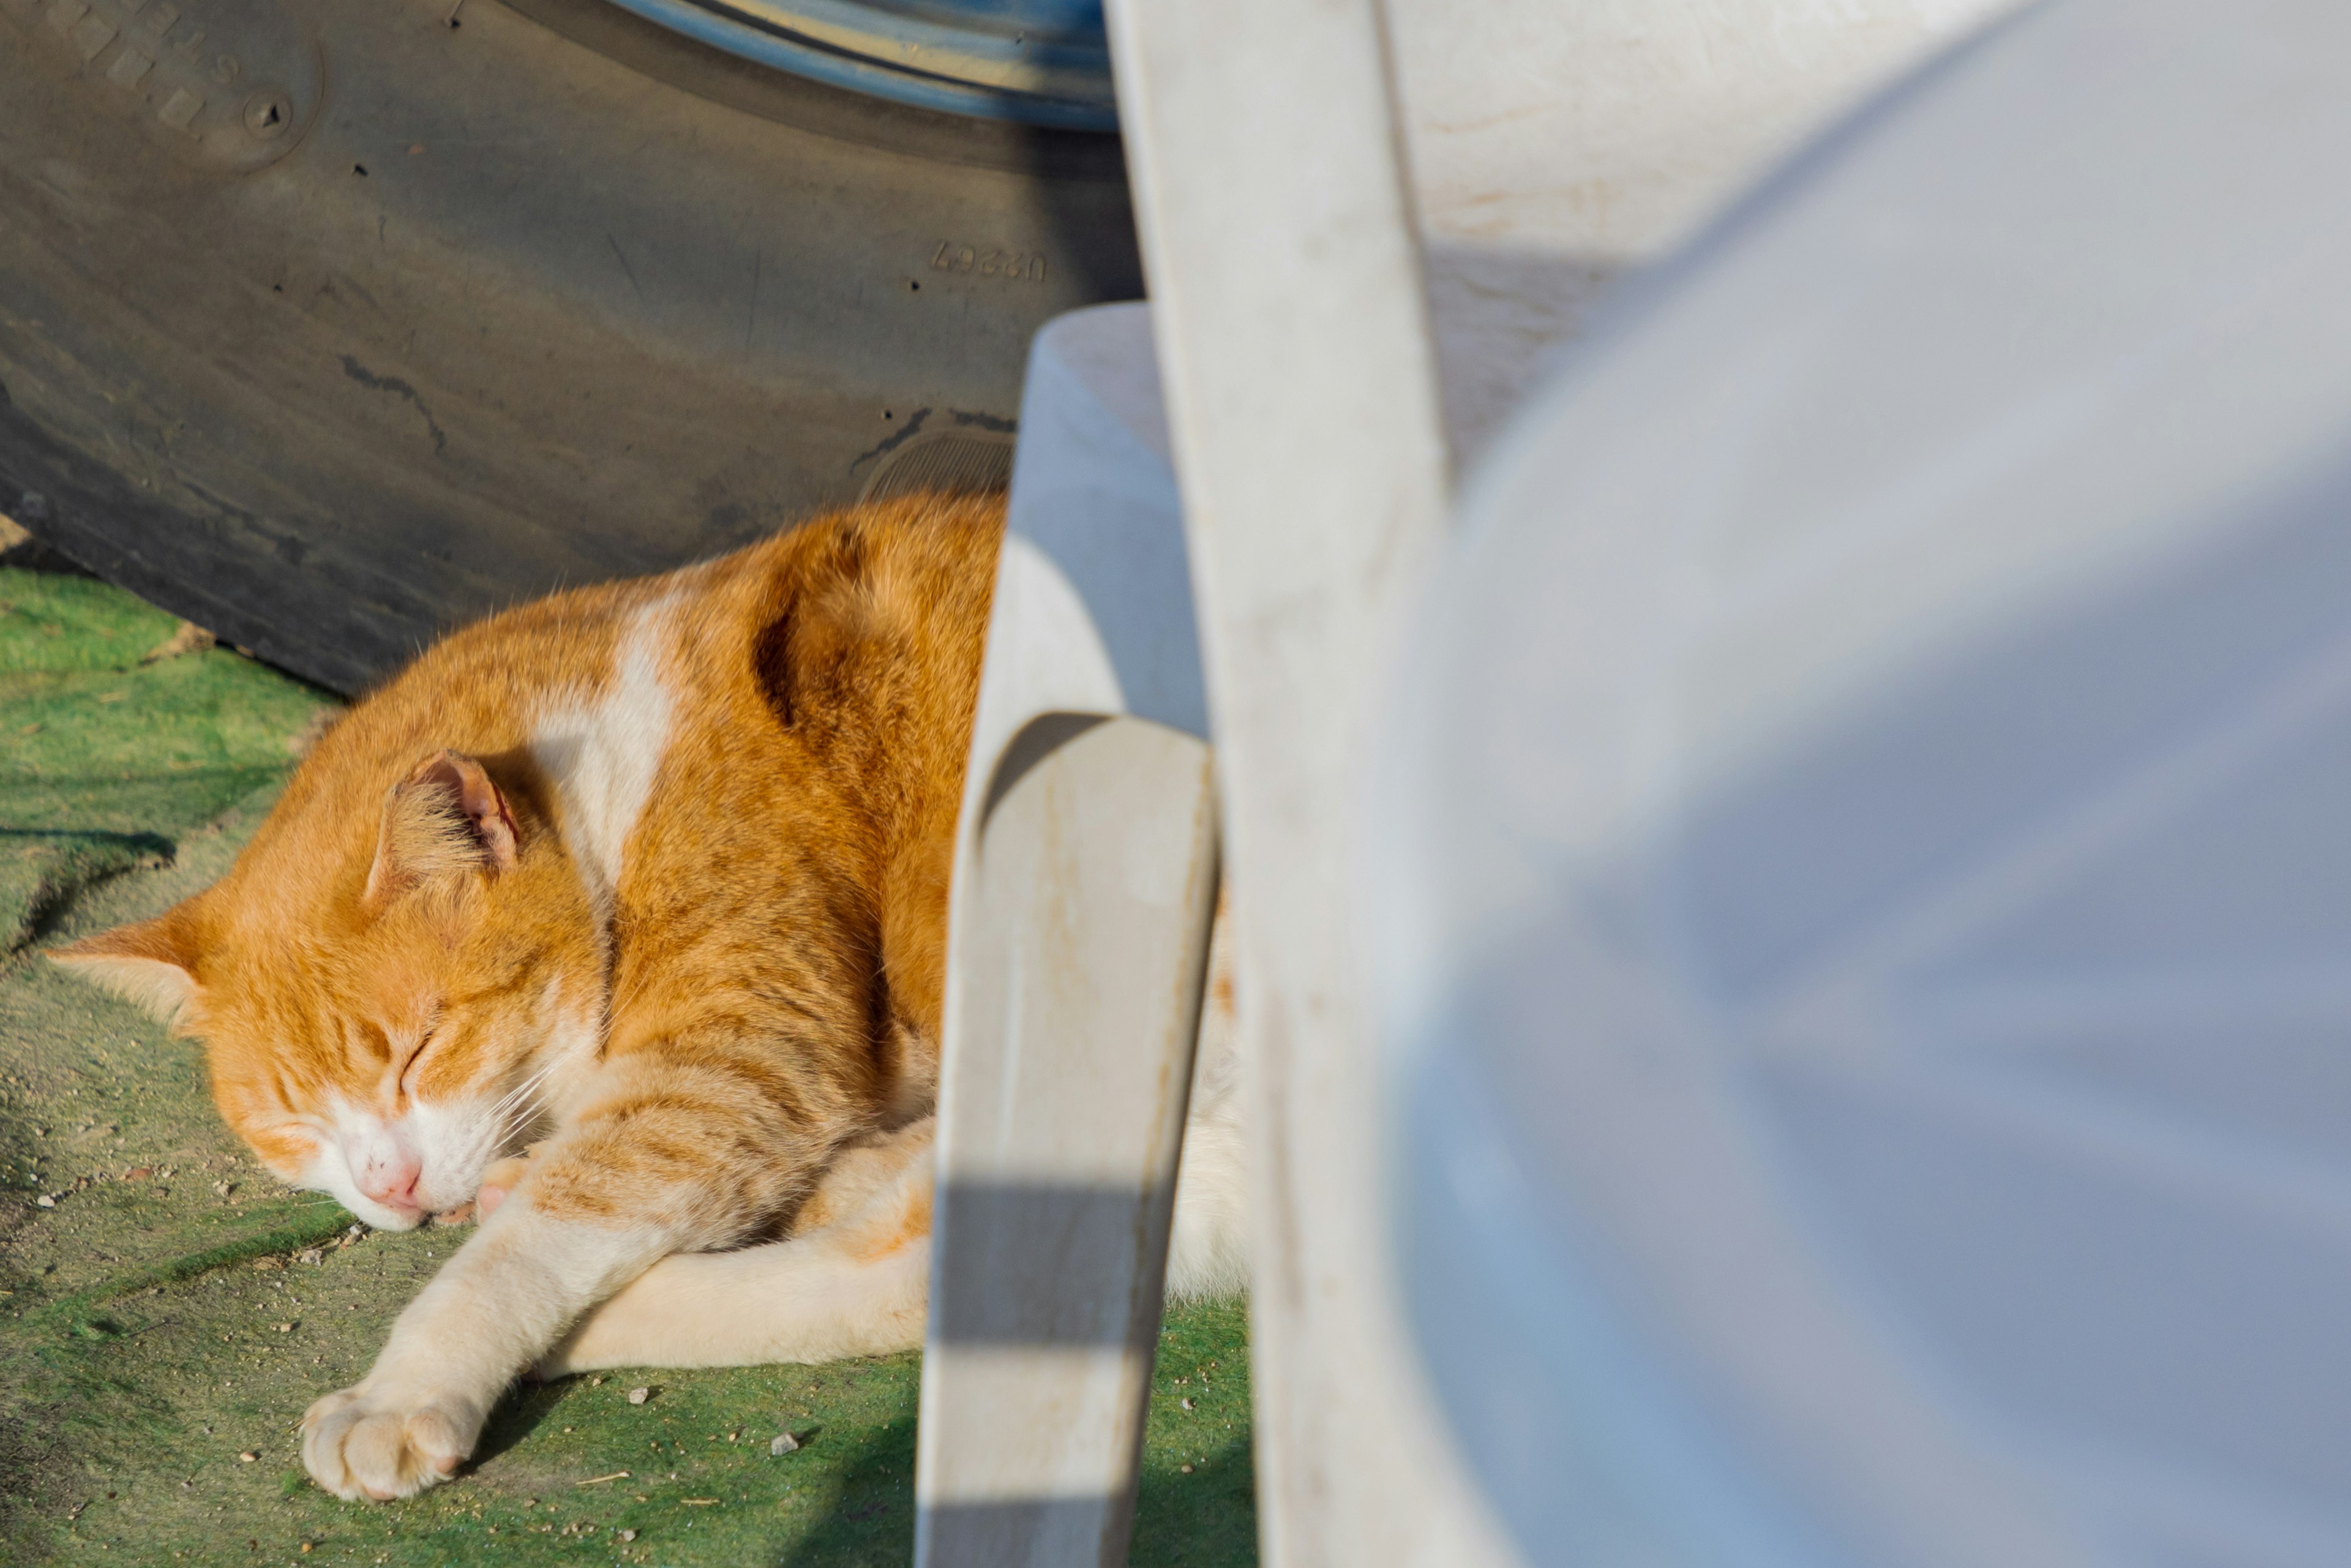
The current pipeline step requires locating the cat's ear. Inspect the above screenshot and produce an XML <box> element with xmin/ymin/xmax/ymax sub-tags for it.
<box><xmin>50</xmin><ymin>906</ymin><xmax>203</xmax><ymax>1022</ymax></box>
<box><xmin>365</xmin><ymin>750</ymin><xmax>520</xmax><ymax>907</ymax></box>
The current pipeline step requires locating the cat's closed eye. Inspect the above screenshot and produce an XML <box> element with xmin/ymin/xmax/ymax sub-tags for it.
<box><xmin>397</xmin><ymin>1033</ymin><xmax>433</xmax><ymax>1098</ymax></box>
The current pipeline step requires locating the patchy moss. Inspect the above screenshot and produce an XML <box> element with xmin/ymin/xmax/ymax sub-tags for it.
<box><xmin>0</xmin><ymin>568</ymin><xmax>323</xmax><ymax>951</ymax></box>
<box><xmin>0</xmin><ymin>564</ymin><xmax>1258</xmax><ymax>1565</ymax></box>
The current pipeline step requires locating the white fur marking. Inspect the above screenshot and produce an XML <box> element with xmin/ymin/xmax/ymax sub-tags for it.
<box><xmin>530</xmin><ymin>596</ymin><xmax>678</xmax><ymax>925</ymax></box>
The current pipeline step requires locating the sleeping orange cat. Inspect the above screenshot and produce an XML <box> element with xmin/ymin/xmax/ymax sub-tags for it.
<box><xmin>50</xmin><ymin>493</ymin><xmax>1246</xmax><ymax>1501</ymax></box>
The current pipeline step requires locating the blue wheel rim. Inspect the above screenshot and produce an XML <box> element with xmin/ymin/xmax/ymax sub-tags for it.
<box><xmin>604</xmin><ymin>0</ymin><xmax>1117</xmax><ymax>130</ymax></box>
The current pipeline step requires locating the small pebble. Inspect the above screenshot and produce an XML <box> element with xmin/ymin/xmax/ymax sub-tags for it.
<box><xmin>1180</xmin><ymin>1463</ymin><xmax>1194</xmax><ymax>1474</ymax></box>
<box><xmin>628</xmin><ymin>1387</ymin><xmax>650</xmax><ymax>1405</ymax></box>
<box><xmin>34</xmin><ymin>1195</ymin><xmax>54</xmax><ymax>1209</ymax></box>
<box><xmin>238</xmin><ymin>1451</ymin><xmax>258</xmax><ymax>1463</ymax></box>
<box><xmin>276</xmin><ymin>1323</ymin><xmax>293</xmax><ymax>1333</ymax></box>
<box><xmin>617</xmin><ymin>1529</ymin><xmax>637</xmax><ymax>1543</ymax></box>
<box><xmin>1180</xmin><ymin>1398</ymin><xmax>1194</xmax><ymax>1411</ymax></box>
<box><xmin>769</xmin><ymin>1432</ymin><xmax>799</xmax><ymax>1456</ymax></box>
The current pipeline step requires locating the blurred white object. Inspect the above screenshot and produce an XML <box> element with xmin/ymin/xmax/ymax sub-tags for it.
<box><xmin>1374</xmin><ymin>1</ymin><xmax>2351</xmax><ymax>1565</ymax></box>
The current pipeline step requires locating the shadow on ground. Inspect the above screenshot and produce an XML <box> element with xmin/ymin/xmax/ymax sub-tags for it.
<box><xmin>770</xmin><ymin>1295</ymin><xmax>1258</xmax><ymax>1568</ymax></box>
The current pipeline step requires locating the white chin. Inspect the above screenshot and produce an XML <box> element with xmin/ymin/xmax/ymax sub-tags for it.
<box><xmin>416</xmin><ymin>1174</ymin><xmax>484</xmax><ymax>1218</ymax></box>
<box><xmin>337</xmin><ymin>1191</ymin><xmax>426</xmax><ymax>1231</ymax></box>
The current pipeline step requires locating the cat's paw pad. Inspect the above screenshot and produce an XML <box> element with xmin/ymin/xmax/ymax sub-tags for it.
<box><xmin>473</xmin><ymin>1154</ymin><xmax>532</xmax><ymax>1219</ymax></box>
<box><xmin>301</xmin><ymin>1384</ymin><xmax>481</xmax><ymax>1501</ymax></box>
<box><xmin>474</xmin><ymin>1142</ymin><xmax>548</xmax><ymax>1219</ymax></box>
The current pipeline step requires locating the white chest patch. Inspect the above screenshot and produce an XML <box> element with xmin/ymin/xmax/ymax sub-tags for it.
<box><xmin>531</xmin><ymin>596</ymin><xmax>679</xmax><ymax>921</ymax></box>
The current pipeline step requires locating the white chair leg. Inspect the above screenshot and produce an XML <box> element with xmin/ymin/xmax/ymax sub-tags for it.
<box><xmin>1104</xmin><ymin>0</ymin><xmax>1520</xmax><ymax>1562</ymax></box>
<box><xmin>916</xmin><ymin>713</ymin><xmax>1220</xmax><ymax>1568</ymax></box>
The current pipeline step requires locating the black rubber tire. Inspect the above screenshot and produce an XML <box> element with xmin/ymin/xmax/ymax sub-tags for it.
<box><xmin>0</xmin><ymin>0</ymin><xmax>1141</xmax><ymax>692</ymax></box>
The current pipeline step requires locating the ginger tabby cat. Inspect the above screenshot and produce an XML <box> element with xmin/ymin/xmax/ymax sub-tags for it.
<box><xmin>51</xmin><ymin>494</ymin><xmax>1247</xmax><ymax>1501</ymax></box>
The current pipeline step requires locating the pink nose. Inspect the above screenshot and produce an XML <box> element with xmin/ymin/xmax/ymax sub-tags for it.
<box><xmin>358</xmin><ymin>1158</ymin><xmax>421</xmax><ymax>1211</ymax></box>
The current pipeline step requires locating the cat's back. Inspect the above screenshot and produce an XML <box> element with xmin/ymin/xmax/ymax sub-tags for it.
<box><xmin>220</xmin><ymin>495</ymin><xmax>1002</xmax><ymax>932</ymax></box>
<box><xmin>632</xmin><ymin>492</ymin><xmax>1004</xmax><ymax>865</ymax></box>
<box><xmin>673</xmin><ymin>491</ymin><xmax>1004</xmax><ymax>770</ymax></box>
<box><xmin>593</xmin><ymin>493</ymin><xmax>1005</xmax><ymax>1058</ymax></box>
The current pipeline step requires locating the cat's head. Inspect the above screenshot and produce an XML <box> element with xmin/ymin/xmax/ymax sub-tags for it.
<box><xmin>52</xmin><ymin>748</ymin><xmax>601</xmax><ymax>1231</ymax></box>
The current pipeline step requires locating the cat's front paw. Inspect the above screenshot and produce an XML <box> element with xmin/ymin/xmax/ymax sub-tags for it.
<box><xmin>301</xmin><ymin>1382</ymin><xmax>484</xmax><ymax>1501</ymax></box>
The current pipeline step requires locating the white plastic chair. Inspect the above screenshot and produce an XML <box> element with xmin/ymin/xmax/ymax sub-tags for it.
<box><xmin>920</xmin><ymin>2</ymin><xmax>2023</xmax><ymax>1562</ymax></box>
<box><xmin>1093</xmin><ymin>1</ymin><xmax>2012</xmax><ymax>1561</ymax></box>
<box><xmin>916</xmin><ymin>303</ymin><xmax>1220</xmax><ymax>1567</ymax></box>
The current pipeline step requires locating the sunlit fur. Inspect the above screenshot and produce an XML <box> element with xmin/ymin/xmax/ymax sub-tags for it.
<box><xmin>61</xmin><ymin>496</ymin><xmax>994</xmax><ymax>1225</ymax></box>
<box><xmin>53</xmin><ymin>494</ymin><xmax>1248</xmax><ymax>1501</ymax></box>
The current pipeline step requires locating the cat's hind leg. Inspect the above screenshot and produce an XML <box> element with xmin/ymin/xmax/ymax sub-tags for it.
<box><xmin>533</xmin><ymin>1225</ymin><xmax>928</xmax><ymax>1373</ymax></box>
<box><xmin>536</xmin><ymin>1022</ymin><xmax>1255</xmax><ymax>1379</ymax></box>
<box><xmin>535</xmin><ymin>1119</ymin><xmax>934</xmax><ymax>1374</ymax></box>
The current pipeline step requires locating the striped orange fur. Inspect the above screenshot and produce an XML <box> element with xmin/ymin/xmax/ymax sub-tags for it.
<box><xmin>54</xmin><ymin>498</ymin><xmax>999</xmax><ymax>1498</ymax></box>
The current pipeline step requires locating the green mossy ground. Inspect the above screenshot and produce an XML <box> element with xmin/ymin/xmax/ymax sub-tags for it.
<box><xmin>0</xmin><ymin>561</ymin><xmax>1258</xmax><ymax>1566</ymax></box>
